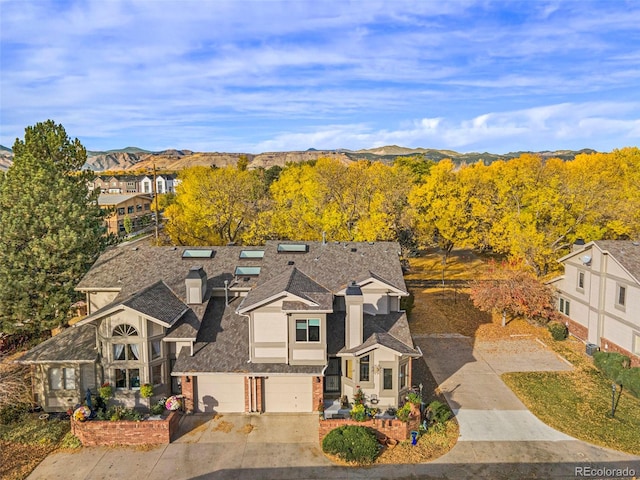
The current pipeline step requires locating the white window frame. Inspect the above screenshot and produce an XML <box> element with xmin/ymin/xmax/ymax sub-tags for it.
<box><xmin>49</xmin><ymin>367</ymin><xmax>76</xmax><ymax>390</ymax></box>
<box><xmin>295</xmin><ymin>318</ymin><xmax>320</xmax><ymax>343</ymax></box>
<box><xmin>114</xmin><ymin>368</ymin><xmax>141</xmax><ymax>390</ymax></box>
<box><xmin>615</xmin><ymin>284</ymin><xmax>626</xmax><ymax>310</ymax></box>
<box><xmin>559</xmin><ymin>297</ymin><xmax>570</xmax><ymax>316</ymax></box>
<box><xmin>358</xmin><ymin>354</ymin><xmax>371</xmax><ymax>383</ymax></box>
<box><xmin>399</xmin><ymin>362</ymin><xmax>408</xmax><ymax>390</ymax></box>
<box><xmin>577</xmin><ymin>271</ymin><xmax>585</xmax><ymax>291</ymax></box>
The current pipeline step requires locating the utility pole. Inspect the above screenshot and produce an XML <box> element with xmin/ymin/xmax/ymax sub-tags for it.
<box><xmin>152</xmin><ymin>163</ymin><xmax>159</xmax><ymax>244</ymax></box>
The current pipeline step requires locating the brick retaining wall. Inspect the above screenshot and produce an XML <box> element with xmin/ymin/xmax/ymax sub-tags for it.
<box><xmin>71</xmin><ymin>411</ymin><xmax>181</xmax><ymax>446</ymax></box>
<box><xmin>319</xmin><ymin>413</ymin><xmax>420</xmax><ymax>443</ymax></box>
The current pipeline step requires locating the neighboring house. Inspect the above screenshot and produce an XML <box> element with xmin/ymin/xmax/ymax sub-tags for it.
<box><xmin>17</xmin><ymin>240</ymin><xmax>420</xmax><ymax>413</ymax></box>
<box><xmin>551</xmin><ymin>240</ymin><xmax>640</xmax><ymax>366</ymax></box>
<box><xmin>97</xmin><ymin>193</ymin><xmax>153</xmax><ymax>236</ymax></box>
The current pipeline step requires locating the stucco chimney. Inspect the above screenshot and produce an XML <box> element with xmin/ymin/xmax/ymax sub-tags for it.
<box><xmin>186</xmin><ymin>266</ymin><xmax>207</xmax><ymax>304</ymax></box>
<box><xmin>345</xmin><ymin>280</ymin><xmax>363</xmax><ymax>349</ymax></box>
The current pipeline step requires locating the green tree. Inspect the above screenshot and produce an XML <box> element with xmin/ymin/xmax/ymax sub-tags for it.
<box><xmin>0</xmin><ymin>120</ymin><xmax>109</xmax><ymax>333</ymax></box>
<box><xmin>123</xmin><ymin>215</ymin><xmax>133</xmax><ymax>235</ymax></box>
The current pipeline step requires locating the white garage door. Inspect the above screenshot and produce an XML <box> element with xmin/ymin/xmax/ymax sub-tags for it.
<box><xmin>196</xmin><ymin>375</ymin><xmax>245</xmax><ymax>413</ymax></box>
<box><xmin>264</xmin><ymin>376</ymin><xmax>313</xmax><ymax>412</ymax></box>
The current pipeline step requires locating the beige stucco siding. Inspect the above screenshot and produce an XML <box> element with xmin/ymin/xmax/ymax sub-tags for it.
<box><xmin>87</xmin><ymin>291</ymin><xmax>118</xmax><ymax>314</ymax></box>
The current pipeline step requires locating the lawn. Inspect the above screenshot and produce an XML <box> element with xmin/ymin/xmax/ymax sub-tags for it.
<box><xmin>407</xmin><ymin>248</ymin><xmax>640</xmax><ymax>456</ymax></box>
<box><xmin>502</xmin><ymin>337</ymin><xmax>640</xmax><ymax>455</ymax></box>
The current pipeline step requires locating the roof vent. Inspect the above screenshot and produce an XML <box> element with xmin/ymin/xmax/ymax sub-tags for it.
<box><xmin>131</xmin><ymin>247</ymin><xmax>138</xmax><ymax>251</ymax></box>
<box><xmin>351</xmin><ymin>247</ymin><xmax>357</xmax><ymax>252</ymax></box>
<box><xmin>287</xmin><ymin>260</ymin><xmax>295</xmax><ymax>265</ymax></box>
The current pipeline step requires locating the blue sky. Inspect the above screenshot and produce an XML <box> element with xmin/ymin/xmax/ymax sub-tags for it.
<box><xmin>1</xmin><ymin>0</ymin><xmax>639</xmax><ymax>153</ymax></box>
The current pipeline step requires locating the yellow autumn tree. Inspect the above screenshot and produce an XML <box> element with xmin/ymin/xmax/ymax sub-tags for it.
<box><xmin>164</xmin><ymin>166</ymin><xmax>266</xmax><ymax>245</ymax></box>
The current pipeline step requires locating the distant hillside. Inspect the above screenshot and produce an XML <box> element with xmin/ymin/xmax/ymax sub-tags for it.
<box><xmin>0</xmin><ymin>145</ymin><xmax>599</xmax><ymax>172</ymax></box>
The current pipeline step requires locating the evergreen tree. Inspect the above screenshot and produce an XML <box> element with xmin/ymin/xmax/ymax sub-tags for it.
<box><xmin>0</xmin><ymin>120</ymin><xmax>109</xmax><ymax>333</ymax></box>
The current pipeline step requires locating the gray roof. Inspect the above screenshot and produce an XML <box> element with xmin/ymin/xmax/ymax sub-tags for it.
<box><xmin>594</xmin><ymin>240</ymin><xmax>640</xmax><ymax>282</ymax></box>
<box><xmin>98</xmin><ymin>193</ymin><xmax>152</xmax><ymax>205</ymax></box>
<box><xmin>239</xmin><ymin>267</ymin><xmax>332</xmax><ymax>312</ymax></box>
<box><xmin>258</xmin><ymin>241</ymin><xmax>407</xmax><ymax>294</ymax></box>
<box><xmin>341</xmin><ymin>333</ymin><xmax>420</xmax><ymax>356</ymax></box>
<box><xmin>172</xmin><ymin>298</ymin><xmax>323</xmax><ymax>375</ymax></box>
<box><xmin>122</xmin><ymin>281</ymin><xmax>188</xmax><ymax>327</ymax></box>
<box><xmin>327</xmin><ymin>311</ymin><xmax>417</xmax><ymax>357</ymax></box>
<box><xmin>16</xmin><ymin>324</ymin><xmax>97</xmax><ymax>364</ymax></box>
<box><xmin>165</xmin><ymin>309</ymin><xmax>201</xmax><ymax>340</ymax></box>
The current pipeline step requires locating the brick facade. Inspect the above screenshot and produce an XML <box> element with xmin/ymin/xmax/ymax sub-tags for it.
<box><xmin>313</xmin><ymin>376</ymin><xmax>323</xmax><ymax>411</ymax></box>
<box><xmin>244</xmin><ymin>376</ymin><xmax>264</xmax><ymax>413</ymax></box>
<box><xmin>564</xmin><ymin>317</ymin><xmax>588</xmax><ymax>342</ymax></box>
<box><xmin>71</xmin><ymin>411</ymin><xmax>181</xmax><ymax>446</ymax></box>
<box><xmin>181</xmin><ymin>376</ymin><xmax>194</xmax><ymax>412</ymax></box>
<box><xmin>601</xmin><ymin>337</ymin><xmax>640</xmax><ymax>367</ymax></box>
<box><xmin>319</xmin><ymin>413</ymin><xmax>420</xmax><ymax>443</ymax></box>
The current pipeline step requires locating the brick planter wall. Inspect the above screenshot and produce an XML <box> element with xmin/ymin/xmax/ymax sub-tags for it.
<box><xmin>319</xmin><ymin>413</ymin><xmax>420</xmax><ymax>443</ymax></box>
<box><xmin>71</xmin><ymin>411</ymin><xmax>181</xmax><ymax>446</ymax></box>
<box><xmin>601</xmin><ymin>337</ymin><xmax>640</xmax><ymax>367</ymax></box>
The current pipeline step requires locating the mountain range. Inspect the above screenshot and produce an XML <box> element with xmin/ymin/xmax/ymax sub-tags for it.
<box><xmin>0</xmin><ymin>145</ymin><xmax>597</xmax><ymax>173</ymax></box>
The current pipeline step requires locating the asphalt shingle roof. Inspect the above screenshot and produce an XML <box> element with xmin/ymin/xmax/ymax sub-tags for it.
<box><xmin>594</xmin><ymin>240</ymin><xmax>640</xmax><ymax>282</ymax></box>
<box><xmin>17</xmin><ymin>324</ymin><xmax>98</xmax><ymax>364</ymax></box>
<box><xmin>172</xmin><ymin>298</ymin><xmax>324</xmax><ymax>375</ymax></box>
<box><xmin>121</xmin><ymin>281</ymin><xmax>188</xmax><ymax>327</ymax></box>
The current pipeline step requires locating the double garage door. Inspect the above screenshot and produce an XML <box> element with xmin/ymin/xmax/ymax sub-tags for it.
<box><xmin>195</xmin><ymin>375</ymin><xmax>313</xmax><ymax>413</ymax></box>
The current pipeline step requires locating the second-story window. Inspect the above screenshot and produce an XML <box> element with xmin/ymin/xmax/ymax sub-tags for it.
<box><xmin>616</xmin><ymin>285</ymin><xmax>626</xmax><ymax>308</ymax></box>
<box><xmin>296</xmin><ymin>319</ymin><xmax>320</xmax><ymax>342</ymax></box>
<box><xmin>578</xmin><ymin>271</ymin><xmax>585</xmax><ymax>290</ymax></box>
<box><xmin>117</xmin><ymin>207</ymin><xmax>125</xmax><ymax>215</ymax></box>
<box><xmin>359</xmin><ymin>355</ymin><xmax>370</xmax><ymax>382</ymax></box>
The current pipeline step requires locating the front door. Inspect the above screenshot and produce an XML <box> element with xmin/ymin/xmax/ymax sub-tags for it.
<box><xmin>324</xmin><ymin>357</ymin><xmax>341</xmax><ymax>396</ymax></box>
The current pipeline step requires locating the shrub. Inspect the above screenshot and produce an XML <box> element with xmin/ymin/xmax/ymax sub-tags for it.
<box><xmin>426</xmin><ymin>400</ymin><xmax>452</xmax><ymax>425</ymax></box>
<box><xmin>407</xmin><ymin>392</ymin><xmax>422</xmax><ymax>405</ymax></box>
<box><xmin>619</xmin><ymin>368</ymin><xmax>640</xmax><ymax>399</ymax></box>
<box><xmin>0</xmin><ymin>403</ymin><xmax>30</xmax><ymax>425</ymax></box>
<box><xmin>98</xmin><ymin>382</ymin><xmax>113</xmax><ymax>400</ymax></box>
<box><xmin>350</xmin><ymin>403</ymin><xmax>367</xmax><ymax>422</ymax></box>
<box><xmin>593</xmin><ymin>351</ymin><xmax>630</xmax><ymax>384</ymax></box>
<box><xmin>395</xmin><ymin>402</ymin><xmax>412</xmax><ymax>422</ymax></box>
<box><xmin>547</xmin><ymin>322</ymin><xmax>568</xmax><ymax>341</ymax></box>
<box><xmin>353</xmin><ymin>387</ymin><xmax>365</xmax><ymax>406</ymax></box>
<box><xmin>322</xmin><ymin>425</ymin><xmax>379</xmax><ymax>464</ymax></box>
<box><xmin>150</xmin><ymin>403</ymin><xmax>165</xmax><ymax>415</ymax></box>
<box><xmin>140</xmin><ymin>383</ymin><xmax>153</xmax><ymax>398</ymax></box>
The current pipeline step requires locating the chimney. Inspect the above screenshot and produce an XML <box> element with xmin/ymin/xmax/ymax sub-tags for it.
<box><xmin>186</xmin><ymin>266</ymin><xmax>207</xmax><ymax>304</ymax></box>
<box><xmin>345</xmin><ymin>280</ymin><xmax>363</xmax><ymax>349</ymax></box>
<box><xmin>572</xmin><ymin>238</ymin><xmax>586</xmax><ymax>252</ymax></box>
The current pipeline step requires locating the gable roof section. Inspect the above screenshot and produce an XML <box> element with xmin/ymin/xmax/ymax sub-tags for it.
<box><xmin>121</xmin><ymin>281</ymin><xmax>189</xmax><ymax>327</ymax></box>
<box><xmin>340</xmin><ymin>332</ymin><xmax>420</xmax><ymax>357</ymax></box>
<box><xmin>16</xmin><ymin>324</ymin><xmax>97</xmax><ymax>364</ymax></box>
<box><xmin>237</xmin><ymin>267</ymin><xmax>331</xmax><ymax>313</ymax></box>
<box><xmin>559</xmin><ymin>240</ymin><xmax>640</xmax><ymax>284</ymax></box>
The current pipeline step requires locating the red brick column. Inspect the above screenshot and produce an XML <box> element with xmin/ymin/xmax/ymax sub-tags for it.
<box><xmin>181</xmin><ymin>376</ymin><xmax>194</xmax><ymax>412</ymax></box>
<box><xmin>312</xmin><ymin>376</ymin><xmax>324</xmax><ymax>411</ymax></box>
<box><xmin>244</xmin><ymin>377</ymin><xmax>250</xmax><ymax>412</ymax></box>
<box><xmin>257</xmin><ymin>377</ymin><xmax>264</xmax><ymax>413</ymax></box>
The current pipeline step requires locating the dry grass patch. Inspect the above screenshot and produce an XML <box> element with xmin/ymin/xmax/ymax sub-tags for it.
<box><xmin>375</xmin><ymin>420</ymin><xmax>459</xmax><ymax>464</ymax></box>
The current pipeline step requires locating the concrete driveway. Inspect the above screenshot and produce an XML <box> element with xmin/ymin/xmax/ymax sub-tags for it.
<box><xmin>28</xmin><ymin>340</ymin><xmax>640</xmax><ymax>479</ymax></box>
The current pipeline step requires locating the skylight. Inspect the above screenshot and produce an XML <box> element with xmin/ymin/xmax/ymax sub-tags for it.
<box><xmin>182</xmin><ymin>249</ymin><xmax>214</xmax><ymax>259</ymax></box>
<box><xmin>277</xmin><ymin>243</ymin><xmax>308</xmax><ymax>253</ymax></box>
<box><xmin>239</xmin><ymin>250</ymin><xmax>265</xmax><ymax>259</ymax></box>
<box><xmin>234</xmin><ymin>266</ymin><xmax>261</xmax><ymax>276</ymax></box>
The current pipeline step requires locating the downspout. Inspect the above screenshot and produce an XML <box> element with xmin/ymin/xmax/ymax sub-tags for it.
<box><xmin>224</xmin><ymin>280</ymin><xmax>229</xmax><ymax>306</ymax></box>
<box><xmin>240</xmin><ymin>313</ymin><xmax>252</xmax><ymax>362</ymax></box>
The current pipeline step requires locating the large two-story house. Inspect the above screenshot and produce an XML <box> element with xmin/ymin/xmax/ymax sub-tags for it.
<box><xmin>551</xmin><ymin>240</ymin><xmax>640</xmax><ymax>366</ymax></box>
<box><xmin>18</xmin><ymin>240</ymin><xmax>420</xmax><ymax>413</ymax></box>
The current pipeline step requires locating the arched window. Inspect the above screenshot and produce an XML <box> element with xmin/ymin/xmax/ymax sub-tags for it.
<box><xmin>112</xmin><ymin>324</ymin><xmax>138</xmax><ymax>337</ymax></box>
